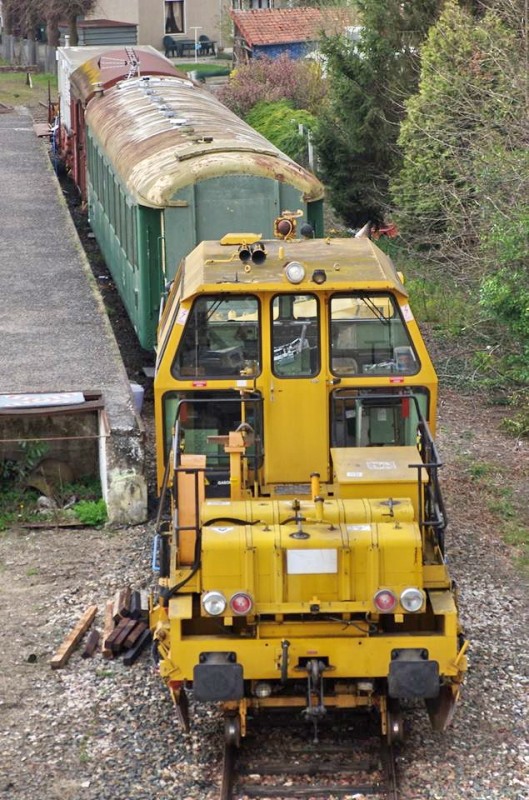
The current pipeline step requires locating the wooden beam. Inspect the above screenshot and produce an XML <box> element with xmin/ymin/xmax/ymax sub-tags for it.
<box><xmin>112</xmin><ymin>587</ymin><xmax>131</xmax><ymax>622</ymax></box>
<box><xmin>109</xmin><ymin>619</ymin><xmax>138</xmax><ymax>655</ymax></box>
<box><xmin>102</xmin><ymin>599</ymin><xmax>115</xmax><ymax>659</ymax></box>
<box><xmin>123</xmin><ymin>620</ymin><xmax>147</xmax><ymax>650</ymax></box>
<box><xmin>81</xmin><ymin>629</ymin><xmax>100</xmax><ymax>659</ymax></box>
<box><xmin>50</xmin><ymin>605</ymin><xmax>97</xmax><ymax>669</ymax></box>
<box><xmin>123</xmin><ymin>629</ymin><xmax>152</xmax><ymax>666</ymax></box>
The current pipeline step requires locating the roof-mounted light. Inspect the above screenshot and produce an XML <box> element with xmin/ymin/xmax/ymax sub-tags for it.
<box><xmin>284</xmin><ymin>261</ymin><xmax>305</xmax><ymax>284</ymax></box>
<box><xmin>312</xmin><ymin>269</ymin><xmax>326</xmax><ymax>284</ymax></box>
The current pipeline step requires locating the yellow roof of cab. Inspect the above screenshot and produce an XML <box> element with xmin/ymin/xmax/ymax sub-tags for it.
<box><xmin>179</xmin><ymin>237</ymin><xmax>408</xmax><ymax>301</ymax></box>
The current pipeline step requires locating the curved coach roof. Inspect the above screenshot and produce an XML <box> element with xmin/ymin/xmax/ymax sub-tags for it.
<box><xmin>83</xmin><ymin>73</ymin><xmax>325</xmax><ymax>208</ymax></box>
<box><xmin>69</xmin><ymin>46</ymin><xmax>180</xmax><ymax>106</ymax></box>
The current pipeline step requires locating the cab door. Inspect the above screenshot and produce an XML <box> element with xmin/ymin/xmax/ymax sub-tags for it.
<box><xmin>262</xmin><ymin>293</ymin><xmax>329</xmax><ymax>485</ymax></box>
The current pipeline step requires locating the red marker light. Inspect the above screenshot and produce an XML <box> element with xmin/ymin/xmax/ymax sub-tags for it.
<box><xmin>230</xmin><ymin>592</ymin><xmax>253</xmax><ymax>615</ymax></box>
<box><xmin>374</xmin><ymin>589</ymin><xmax>397</xmax><ymax>613</ymax></box>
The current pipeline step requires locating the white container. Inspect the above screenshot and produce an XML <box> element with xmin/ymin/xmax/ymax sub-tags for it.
<box><xmin>130</xmin><ymin>382</ymin><xmax>144</xmax><ymax>415</ymax></box>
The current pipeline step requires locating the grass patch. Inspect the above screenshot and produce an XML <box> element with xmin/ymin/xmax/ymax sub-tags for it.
<box><xmin>466</xmin><ymin>461</ymin><xmax>493</xmax><ymax>480</ymax></box>
<box><xmin>0</xmin><ymin>71</ymin><xmax>56</xmax><ymax>108</ymax></box>
<box><xmin>177</xmin><ymin>62</ymin><xmax>230</xmax><ymax>77</ymax></box>
<box><xmin>459</xmin><ymin>456</ymin><xmax>528</xmax><ymax>571</ymax></box>
<box><xmin>0</xmin><ymin>488</ymin><xmax>42</xmax><ymax>530</ymax></box>
<box><xmin>0</xmin><ymin>476</ymin><xmax>106</xmax><ymax>530</ymax></box>
<box><xmin>72</xmin><ymin>499</ymin><xmax>107</xmax><ymax>527</ymax></box>
<box><xmin>26</xmin><ymin>566</ymin><xmax>40</xmax><ymax>577</ymax></box>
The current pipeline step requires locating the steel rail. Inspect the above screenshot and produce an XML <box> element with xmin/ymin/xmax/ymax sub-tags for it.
<box><xmin>219</xmin><ymin>734</ymin><xmax>399</xmax><ymax>800</ymax></box>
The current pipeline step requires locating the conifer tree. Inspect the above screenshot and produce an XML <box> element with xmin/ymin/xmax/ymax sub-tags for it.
<box><xmin>391</xmin><ymin>1</ymin><xmax>523</xmax><ymax>276</ymax></box>
<box><xmin>313</xmin><ymin>1</ymin><xmax>442</xmax><ymax>227</ymax></box>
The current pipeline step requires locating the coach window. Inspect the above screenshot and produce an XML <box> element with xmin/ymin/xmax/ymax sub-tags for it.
<box><xmin>272</xmin><ymin>294</ymin><xmax>319</xmax><ymax>377</ymax></box>
<box><xmin>173</xmin><ymin>295</ymin><xmax>260</xmax><ymax>379</ymax></box>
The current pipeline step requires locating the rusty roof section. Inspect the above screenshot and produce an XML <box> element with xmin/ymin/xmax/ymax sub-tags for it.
<box><xmin>85</xmin><ymin>75</ymin><xmax>324</xmax><ymax>207</ymax></box>
<box><xmin>70</xmin><ymin>47</ymin><xmax>179</xmax><ymax>105</ymax></box>
<box><xmin>229</xmin><ymin>7</ymin><xmax>354</xmax><ymax>47</ymax></box>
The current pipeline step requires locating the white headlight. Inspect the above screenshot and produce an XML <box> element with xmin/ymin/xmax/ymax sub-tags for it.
<box><xmin>202</xmin><ymin>590</ymin><xmax>227</xmax><ymax>616</ymax></box>
<box><xmin>284</xmin><ymin>261</ymin><xmax>306</xmax><ymax>284</ymax></box>
<box><xmin>400</xmin><ymin>587</ymin><xmax>424</xmax><ymax>612</ymax></box>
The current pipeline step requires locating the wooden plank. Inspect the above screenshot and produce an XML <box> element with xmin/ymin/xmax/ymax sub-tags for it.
<box><xmin>81</xmin><ymin>629</ymin><xmax>100</xmax><ymax>659</ymax></box>
<box><xmin>50</xmin><ymin>605</ymin><xmax>98</xmax><ymax>669</ymax></box>
<box><xmin>140</xmin><ymin>589</ymin><xmax>150</xmax><ymax>619</ymax></box>
<box><xmin>104</xmin><ymin>616</ymin><xmax>131</xmax><ymax>650</ymax></box>
<box><xmin>102</xmin><ymin>599</ymin><xmax>114</xmax><ymax>659</ymax></box>
<box><xmin>118</xmin><ymin>586</ymin><xmax>132</xmax><ymax>618</ymax></box>
<box><xmin>21</xmin><ymin>521</ymin><xmax>89</xmax><ymax>529</ymax></box>
<box><xmin>123</xmin><ymin>620</ymin><xmax>147</xmax><ymax>650</ymax></box>
<box><xmin>129</xmin><ymin>590</ymin><xmax>142</xmax><ymax>620</ymax></box>
<box><xmin>112</xmin><ymin>587</ymin><xmax>131</xmax><ymax>622</ymax></box>
<box><xmin>123</xmin><ymin>629</ymin><xmax>152</xmax><ymax>666</ymax></box>
<box><xmin>110</xmin><ymin>618</ymin><xmax>138</xmax><ymax>655</ymax></box>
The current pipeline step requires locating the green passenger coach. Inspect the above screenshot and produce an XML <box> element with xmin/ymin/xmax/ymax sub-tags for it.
<box><xmin>78</xmin><ymin>63</ymin><xmax>324</xmax><ymax>349</ymax></box>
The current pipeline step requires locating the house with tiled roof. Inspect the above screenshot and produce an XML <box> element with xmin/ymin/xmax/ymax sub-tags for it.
<box><xmin>229</xmin><ymin>6</ymin><xmax>354</xmax><ymax>63</ymax></box>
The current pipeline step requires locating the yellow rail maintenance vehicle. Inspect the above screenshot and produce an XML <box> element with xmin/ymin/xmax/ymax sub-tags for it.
<box><xmin>150</xmin><ymin>215</ymin><xmax>468</xmax><ymax>745</ymax></box>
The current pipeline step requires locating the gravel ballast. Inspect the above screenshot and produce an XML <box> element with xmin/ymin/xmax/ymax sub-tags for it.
<box><xmin>0</xmin><ymin>389</ymin><xmax>528</xmax><ymax>800</ymax></box>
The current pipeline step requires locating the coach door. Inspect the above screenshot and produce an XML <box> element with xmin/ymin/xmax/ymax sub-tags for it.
<box><xmin>263</xmin><ymin>293</ymin><xmax>329</xmax><ymax>485</ymax></box>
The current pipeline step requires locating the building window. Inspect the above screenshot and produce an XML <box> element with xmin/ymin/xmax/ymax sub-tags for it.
<box><xmin>165</xmin><ymin>1</ymin><xmax>184</xmax><ymax>33</ymax></box>
<box><xmin>232</xmin><ymin>0</ymin><xmax>272</xmax><ymax>8</ymax></box>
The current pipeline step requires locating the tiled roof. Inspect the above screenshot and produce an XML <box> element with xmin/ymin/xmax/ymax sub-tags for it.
<box><xmin>229</xmin><ymin>7</ymin><xmax>353</xmax><ymax>47</ymax></box>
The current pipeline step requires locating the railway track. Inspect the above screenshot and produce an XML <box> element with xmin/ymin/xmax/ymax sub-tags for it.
<box><xmin>219</xmin><ymin>710</ymin><xmax>399</xmax><ymax>800</ymax></box>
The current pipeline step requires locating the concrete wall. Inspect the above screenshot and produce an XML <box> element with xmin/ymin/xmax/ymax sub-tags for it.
<box><xmin>89</xmin><ymin>0</ymin><xmax>166</xmax><ymax>49</ymax></box>
<box><xmin>0</xmin><ymin>406</ymin><xmax>147</xmax><ymax>526</ymax></box>
<box><xmin>88</xmin><ymin>0</ymin><xmax>222</xmax><ymax>51</ymax></box>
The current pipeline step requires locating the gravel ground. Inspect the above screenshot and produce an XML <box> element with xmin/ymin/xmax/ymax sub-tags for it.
<box><xmin>0</xmin><ymin>388</ymin><xmax>527</xmax><ymax>800</ymax></box>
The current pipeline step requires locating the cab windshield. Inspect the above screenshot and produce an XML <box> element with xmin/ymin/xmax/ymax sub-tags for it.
<box><xmin>172</xmin><ymin>295</ymin><xmax>260</xmax><ymax>379</ymax></box>
<box><xmin>330</xmin><ymin>293</ymin><xmax>419</xmax><ymax>376</ymax></box>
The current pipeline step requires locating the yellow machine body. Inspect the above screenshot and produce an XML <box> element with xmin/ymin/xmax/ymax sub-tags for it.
<box><xmin>150</xmin><ymin>231</ymin><xmax>467</xmax><ymax>740</ymax></box>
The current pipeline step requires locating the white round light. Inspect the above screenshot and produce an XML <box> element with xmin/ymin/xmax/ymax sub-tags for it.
<box><xmin>254</xmin><ymin>682</ymin><xmax>272</xmax><ymax>698</ymax></box>
<box><xmin>400</xmin><ymin>587</ymin><xmax>425</xmax><ymax>612</ymax></box>
<box><xmin>202</xmin><ymin>590</ymin><xmax>227</xmax><ymax>616</ymax></box>
<box><xmin>284</xmin><ymin>261</ymin><xmax>306</xmax><ymax>284</ymax></box>
<box><xmin>373</xmin><ymin>589</ymin><xmax>397</xmax><ymax>613</ymax></box>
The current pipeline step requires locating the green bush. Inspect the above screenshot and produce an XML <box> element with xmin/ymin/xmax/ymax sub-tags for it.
<box><xmin>245</xmin><ymin>101</ymin><xmax>316</xmax><ymax>165</ymax></box>
<box><xmin>73</xmin><ymin>499</ymin><xmax>107</xmax><ymax>527</ymax></box>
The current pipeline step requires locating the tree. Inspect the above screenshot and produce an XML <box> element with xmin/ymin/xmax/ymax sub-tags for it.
<box><xmin>2</xmin><ymin>0</ymin><xmax>96</xmax><ymax>45</ymax></box>
<box><xmin>313</xmin><ymin>1</ymin><xmax>442</xmax><ymax>227</ymax></box>
<box><xmin>391</xmin><ymin>2</ymin><xmax>524</xmax><ymax>279</ymax></box>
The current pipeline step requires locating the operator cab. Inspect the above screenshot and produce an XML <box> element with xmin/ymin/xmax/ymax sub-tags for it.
<box><xmin>154</xmin><ymin>230</ymin><xmax>438</xmax><ymax>497</ymax></box>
